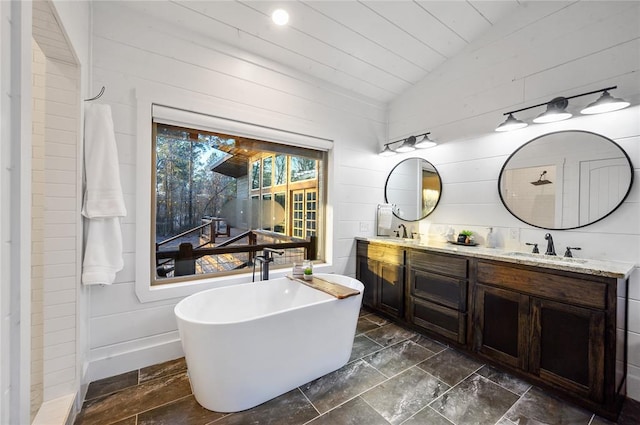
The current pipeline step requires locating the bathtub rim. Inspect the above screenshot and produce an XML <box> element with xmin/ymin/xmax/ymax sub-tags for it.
<box><xmin>174</xmin><ymin>274</ymin><xmax>363</xmax><ymax>326</ymax></box>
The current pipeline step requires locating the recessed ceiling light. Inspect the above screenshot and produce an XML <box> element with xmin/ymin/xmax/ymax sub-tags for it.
<box><xmin>272</xmin><ymin>9</ymin><xmax>289</xmax><ymax>26</ymax></box>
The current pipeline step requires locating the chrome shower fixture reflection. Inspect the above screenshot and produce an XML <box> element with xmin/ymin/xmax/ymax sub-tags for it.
<box><xmin>379</xmin><ymin>132</ymin><xmax>436</xmax><ymax>156</ymax></box>
<box><xmin>495</xmin><ymin>85</ymin><xmax>630</xmax><ymax>132</ymax></box>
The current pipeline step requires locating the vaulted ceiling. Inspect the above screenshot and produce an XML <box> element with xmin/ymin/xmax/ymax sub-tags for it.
<box><xmin>120</xmin><ymin>1</ymin><xmax>524</xmax><ymax>104</ymax></box>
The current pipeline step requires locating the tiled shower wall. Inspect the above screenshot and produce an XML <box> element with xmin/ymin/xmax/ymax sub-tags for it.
<box><xmin>31</xmin><ymin>38</ymin><xmax>46</xmax><ymax>421</ymax></box>
<box><xmin>41</xmin><ymin>55</ymin><xmax>80</xmax><ymax>401</ymax></box>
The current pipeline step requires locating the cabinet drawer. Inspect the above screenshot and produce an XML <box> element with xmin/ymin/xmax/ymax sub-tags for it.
<box><xmin>410</xmin><ymin>268</ymin><xmax>467</xmax><ymax>311</ymax></box>
<box><xmin>410</xmin><ymin>297</ymin><xmax>466</xmax><ymax>344</ymax></box>
<box><xmin>357</xmin><ymin>242</ymin><xmax>404</xmax><ymax>265</ymax></box>
<box><xmin>477</xmin><ymin>262</ymin><xmax>606</xmax><ymax>309</ymax></box>
<box><xmin>409</xmin><ymin>250</ymin><xmax>468</xmax><ymax>278</ymax></box>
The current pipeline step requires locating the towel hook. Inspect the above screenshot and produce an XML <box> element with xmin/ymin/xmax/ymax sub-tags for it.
<box><xmin>84</xmin><ymin>86</ymin><xmax>105</xmax><ymax>102</ymax></box>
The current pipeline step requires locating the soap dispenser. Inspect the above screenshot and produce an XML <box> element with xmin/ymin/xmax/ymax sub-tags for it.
<box><xmin>486</xmin><ymin>227</ymin><xmax>496</xmax><ymax>248</ymax></box>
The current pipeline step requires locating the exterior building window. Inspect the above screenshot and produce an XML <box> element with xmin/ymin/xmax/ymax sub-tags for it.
<box><xmin>152</xmin><ymin>123</ymin><xmax>325</xmax><ymax>284</ymax></box>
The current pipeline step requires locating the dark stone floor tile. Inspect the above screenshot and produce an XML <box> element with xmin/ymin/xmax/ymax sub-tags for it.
<box><xmin>495</xmin><ymin>418</ymin><xmax>518</xmax><ymax>425</ymax></box>
<box><xmin>417</xmin><ymin>348</ymin><xmax>483</xmax><ymax>386</ymax></box>
<box><xmin>214</xmin><ymin>389</ymin><xmax>317</xmax><ymax>425</ymax></box>
<box><xmin>75</xmin><ymin>372</ymin><xmax>192</xmax><ymax>425</ymax></box>
<box><xmin>431</xmin><ymin>373</ymin><xmax>519</xmax><ymax>425</ymax></box>
<box><xmin>349</xmin><ymin>334</ymin><xmax>383</xmax><ymax>363</ymax></box>
<box><xmin>410</xmin><ymin>334</ymin><xmax>447</xmax><ymax>354</ymax></box>
<box><xmin>504</xmin><ymin>386</ymin><xmax>593</xmax><ymax>425</ymax></box>
<box><xmin>307</xmin><ymin>397</ymin><xmax>389</xmax><ymax>425</ymax></box>
<box><xmin>84</xmin><ymin>370</ymin><xmax>139</xmax><ymax>401</ymax></box>
<box><xmin>356</xmin><ymin>317</ymin><xmax>381</xmax><ymax>334</ymax></box>
<box><xmin>139</xmin><ymin>357</ymin><xmax>187</xmax><ymax>383</ymax></box>
<box><xmin>301</xmin><ymin>359</ymin><xmax>386</xmax><ymax>413</ymax></box>
<box><xmin>618</xmin><ymin>397</ymin><xmax>640</xmax><ymax>425</ymax></box>
<box><xmin>361</xmin><ymin>366</ymin><xmax>449</xmax><ymax>425</ymax></box>
<box><xmin>364</xmin><ymin>339</ymin><xmax>435</xmax><ymax>377</ymax></box>
<box><xmin>402</xmin><ymin>407</ymin><xmax>454</xmax><ymax>425</ymax></box>
<box><xmin>594</xmin><ymin>398</ymin><xmax>640</xmax><ymax>425</ymax></box>
<box><xmin>361</xmin><ymin>313</ymin><xmax>389</xmax><ymax>327</ymax></box>
<box><xmin>589</xmin><ymin>415</ymin><xmax>611</xmax><ymax>425</ymax></box>
<box><xmin>137</xmin><ymin>395</ymin><xmax>226</xmax><ymax>425</ymax></box>
<box><xmin>110</xmin><ymin>417</ymin><xmax>137</xmax><ymax>425</ymax></box>
<box><xmin>476</xmin><ymin>364</ymin><xmax>531</xmax><ymax>396</ymax></box>
<box><xmin>364</xmin><ymin>323</ymin><xmax>417</xmax><ymax>347</ymax></box>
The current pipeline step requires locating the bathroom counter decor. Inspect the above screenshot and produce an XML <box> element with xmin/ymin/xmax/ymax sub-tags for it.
<box><xmin>286</xmin><ymin>274</ymin><xmax>361</xmax><ymax>299</ymax></box>
<box><xmin>447</xmin><ymin>240</ymin><xmax>479</xmax><ymax>247</ymax></box>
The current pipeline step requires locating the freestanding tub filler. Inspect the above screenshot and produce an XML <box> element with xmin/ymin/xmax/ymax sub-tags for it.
<box><xmin>174</xmin><ymin>273</ymin><xmax>364</xmax><ymax>412</ymax></box>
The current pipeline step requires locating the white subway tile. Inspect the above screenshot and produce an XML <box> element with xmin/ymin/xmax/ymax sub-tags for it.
<box><xmin>629</xmin><ymin>299</ymin><xmax>640</xmax><ymax>334</ymax></box>
<box><xmin>43</xmin><ymin>263</ymin><xmax>76</xmax><ymax>279</ymax></box>
<box><xmin>44</xmin><ymin>341</ymin><xmax>75</xmax><ymax>361</ymax></box>
<box><xmin>43</xmin><ymin>303</ymin><xmax>76</xmax><ymax>320</ymax></box>
<box><xmin>44</xmin><ymin>289</ymin><xmax>76</xmax><ymax>306</ymax></box>
<box><xmin>43</xmin><ymin>328</ymin><xmax>75</xmax><ymax>347</ymax></box>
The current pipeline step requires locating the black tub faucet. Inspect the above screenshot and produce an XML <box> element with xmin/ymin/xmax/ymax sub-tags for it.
<box><xmin>544</xmin><ymin>233</ymin><xmax>556</xmax><ymax>256</ymax></box>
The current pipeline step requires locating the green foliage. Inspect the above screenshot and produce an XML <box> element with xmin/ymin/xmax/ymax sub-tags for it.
<box><xmin>460</xmin><ymin>230</ymin><xmax>473</xmax><ymax>237</ymax></box>
<box><xmin>155</xmin><ymin>127</ymin><xmax>236</xmax><ymax>237</ymax></box>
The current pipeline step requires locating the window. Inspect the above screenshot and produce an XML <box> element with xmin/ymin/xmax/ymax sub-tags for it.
<box><xmin>152</xmin><ymin>122</ymin><xmax>326</xmax><ymax>285</ymax></box>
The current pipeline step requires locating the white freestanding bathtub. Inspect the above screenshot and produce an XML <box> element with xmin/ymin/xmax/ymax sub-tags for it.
<box><xmin>174</xmin><ymin>273</ymin><xmax>364</xmax><ymax>412</ymax></box>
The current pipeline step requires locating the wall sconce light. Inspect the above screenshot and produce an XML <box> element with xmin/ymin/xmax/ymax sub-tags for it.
<box><xmin>495</xmin><ymin>85</ymin><xmax>630</xmax><ymax>132</ymax></box>
<box><xmin>379</xmin><ymin>132</ymin><xmax>436</xmax><ymax>156</ymax></box>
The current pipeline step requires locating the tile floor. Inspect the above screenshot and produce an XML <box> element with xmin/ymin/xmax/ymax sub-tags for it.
<box><xmin>75</xmin><ymin>310</ymin><xmax>640</xmax><ymax>425</ymax></box>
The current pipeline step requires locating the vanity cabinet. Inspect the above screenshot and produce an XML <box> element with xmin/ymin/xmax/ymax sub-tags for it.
<box><xmin>473</xmin><ymin>261</ymin><xmax>614</xmax><ymax>407</ymax></box>
<box><xmin>407</xmin><ymin>250</ymin><xmax>468</xmax><ymax>344</ymax></box>
<box><xmin>356</xmin><ymin>241</ymin><xmax>405</xmax><ymax>319</ymax></box>
<box><xmin>355</xmin><ymin>239</ymin><xmax>628</xmax><ymax>420</ymax></box>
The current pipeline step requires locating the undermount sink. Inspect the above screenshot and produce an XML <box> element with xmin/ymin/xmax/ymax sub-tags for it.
<box><xmin>502</xmin><ymin>251</ymin><xmax>588</xmax><ymax>264</ymax></box>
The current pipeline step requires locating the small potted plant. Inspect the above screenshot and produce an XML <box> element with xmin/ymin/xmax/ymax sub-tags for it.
<box><xmin>458</xmin><ymin>230</ymin><xmax>473</xmax><ymax>244</ymax></box>
<box><xmin>303</xmin><ymin>266</ymin><xmax>313</xmax><ymax>280</ymax></box>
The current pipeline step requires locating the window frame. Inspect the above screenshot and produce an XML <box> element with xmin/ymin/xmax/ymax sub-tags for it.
<box><xmin>135</xmin><ymin>91</ymin><xmax>334</xmax><ymax>302</ymax></box>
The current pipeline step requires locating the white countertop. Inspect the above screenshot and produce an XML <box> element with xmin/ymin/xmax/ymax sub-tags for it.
<box><xmin>356</xmin><ymin>236</ymin><xmax>636</xmax><ymax>279</ymax></box>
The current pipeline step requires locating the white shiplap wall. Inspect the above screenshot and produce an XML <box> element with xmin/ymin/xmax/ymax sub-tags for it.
<box><xmin>387</xmin><ymin>1</ymin><xmax>640</xmax><ymax>400</ymax></box>
<box><xmin>87</xmin><ymin>1</ymin><xmax>386</xmax><ymax>381</ymax></box>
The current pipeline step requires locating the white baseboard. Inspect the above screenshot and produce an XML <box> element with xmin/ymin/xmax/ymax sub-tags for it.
<box><xmin>87</xmin><ymin>331</ymin><xmax>184</xmax><ymax>383</ymax></box>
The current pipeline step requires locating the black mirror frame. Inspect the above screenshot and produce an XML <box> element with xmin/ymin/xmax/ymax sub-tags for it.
<box><xmin>384</xmin><ymin>157</ymin><xmax>443</xmax><ymax>222</ymax></box>
<box><xmin>498</xmin><ymin>130</ymin><xmax>634</xmax><ymax>230</ymax></box>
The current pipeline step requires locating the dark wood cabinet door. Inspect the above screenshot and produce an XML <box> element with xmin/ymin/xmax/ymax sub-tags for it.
<box><xmin>379</xmin><ymin>262</ymin><xmax>404</xmax><ymax>318</ymax></box>
<box><xmin>356</xmin><ymin>255</ymin><xmax>377</xmax><ymax>309</ymax></box>
<box><xmin>530</xmin><ymin>298</ymin><xmax>605</xmax><ymax>402</ymax></box>
<box><xmin>473</xmin><ymin>284</ymin><xmax>530</xmax><ymax>370</ymax></box>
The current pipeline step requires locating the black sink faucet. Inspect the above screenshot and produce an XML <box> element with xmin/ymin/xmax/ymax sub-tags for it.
<box><xmin>398</xmin><ymin>224</ymin><xmax>408</xmax><ymax>238</ymax></box>
<box><xmin>544</xmin><ymin>233</ymin><xmax>556</xmax><ymax>256</ymax></box>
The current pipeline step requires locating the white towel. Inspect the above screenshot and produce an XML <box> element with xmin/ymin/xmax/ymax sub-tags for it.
<box><xmin>82</xmin><ymin>103</ymin><xmax>126</xmax><ymax>285</ymax></box>
<box><xmin>82</xmin><ymin>218</ymin><xmax>124</xmax><ymax>285</ymax></box>
<box><xmin>377</xmin><ymin>204</ymin><xmax>393</xmax><ymax>230</ymax></box>
<box><xmin>82</xmin><ymin>104</ymin><xmax>126</xmax><ymax>218</ymax></box>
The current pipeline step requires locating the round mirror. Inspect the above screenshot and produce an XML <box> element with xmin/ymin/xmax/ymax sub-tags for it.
<box><xmin>499</xmin><ymin>130</ymin><xmax>633</xmax><ymax>230</ymax></box>
<box><xmin>385</xmin><ymin>158</ymin><xmax>442</xmax><ymax>221</ymax></box>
